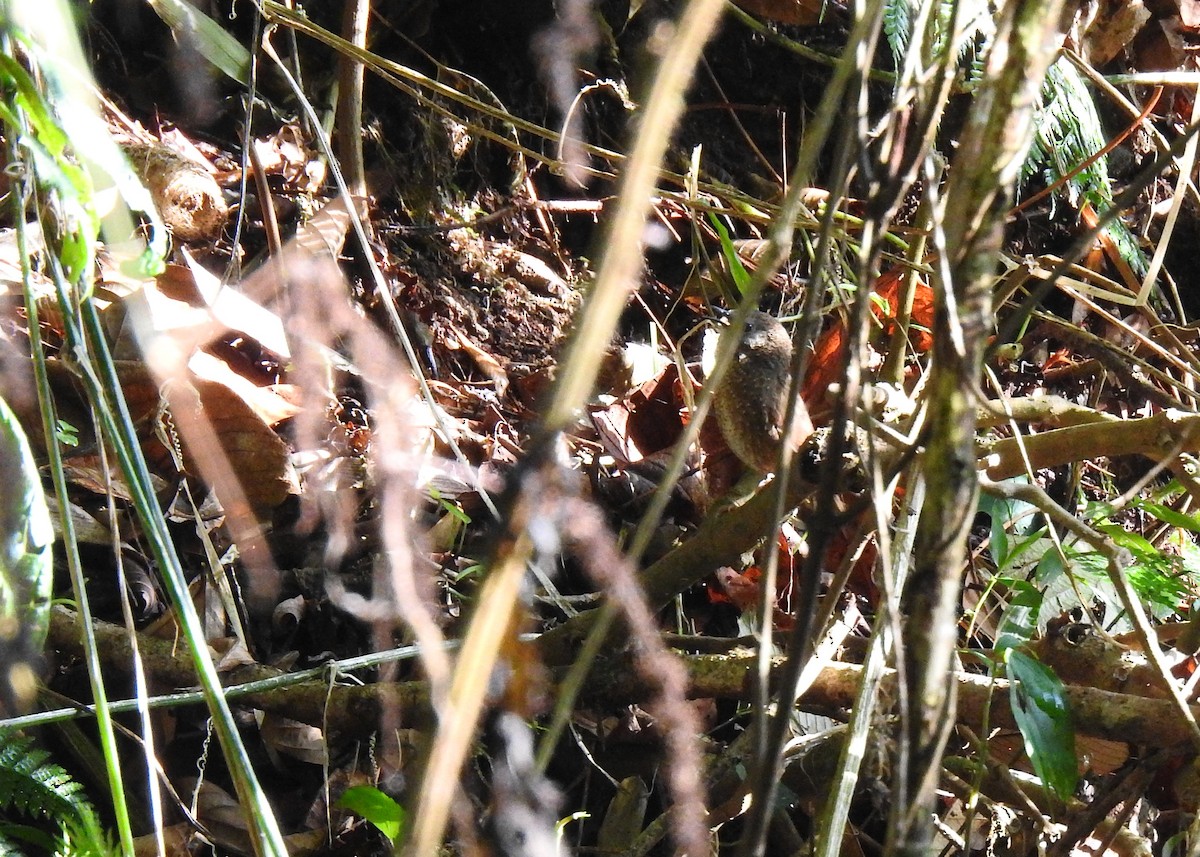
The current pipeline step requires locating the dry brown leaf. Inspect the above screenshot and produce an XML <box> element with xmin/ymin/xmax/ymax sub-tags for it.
<box><xmin>213</xmin><ymin>637</ymin><xmax>256</xmax><ymax>671</ymax></box>
<box><xmin>173</xmin><ymin>376</ymin><xmax>299</xmax><ymax>512</ymax></box>
<box><xmin>179</xmin><ymin>778</ymin><xmax>255</xmax><ymax>855</ymax></box>
<box><xmin>132</xmin><ymin>822</ymin><xmax>195</xmax><ymax>857</ymax></box>
<box><xmin>1133</xmin><ymin>17</ymin><xmax>1185</xmax><ymax>72</ymax></box>
<box><xmin>293</xmin><ymin>194</ymin><xmax>364</xmax><ymax>261</ymax></box>
<box><xmin>1181</xmin><ymin>0</ymin><xmax>1200</xmax><ymax>30</ymax></box>
<box><xmin>272</xmin><ymin>594</ymin><xmax>307</xmax><ymax>632</ymax></box>
<box><xmin>590</xmin><ymin>402</ymin><xmax>639</xmax><ymax>464</ymax></box>
<box><xmin>1083</xmin><ymin>0</ymin><xmax>1151</xmax><ymax>62</ymax></box>
<box><xmin>60</xmin><ymin>457</ymin><xmax>142</xmax><ymax>501</ymax></box>
<box><xmin>259</xmin><ymin>712</ymin><xmax>328</xmax><ymax>765</ymax></box>
<box><xmin>590</xmin><ymin>364</ymin><xmax>692</xmax><ymax>466</ymax></box>
<box><xmin>1077</xmin><ymin>736</ymin><xmax>1130</xmax><ymax>776</ymax></box>
<box><xmin>0</xmin><ymin>227</ymin><xmax>53</xmax><ymax>304</ymax></box>
<box><xmin>178</xmin><ymin>250</ymin><xmax>291</xmax><ymax>360</ymax></box>
<box><xmin>189</xmin><ymin>351</ymin><xmax>301</xmax><ymax>427</ymax></box>
<box><xmin>118</xmin><ymin>256</ymin><xmax>291</xmax><ymax>367</ymax></box>
<box><xmin>248</xmin><ymin>125</ymin><xmax>326</xmax><ymax>193</ymax></box>
<box><xmin>444</xmin><ymin>326</ymin><xmax>510</xmax><ymax>397</ymax></box>
<box><xmin>43</xmin><ymin>495</ymin><xmax>115</xmax><ymax>544</ymax></box>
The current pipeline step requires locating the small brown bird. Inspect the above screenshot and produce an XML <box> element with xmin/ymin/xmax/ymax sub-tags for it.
<box><xmin>713</xmin><ymin>311</ymin><xmax>813</xmax><ymax>473</ymax></box>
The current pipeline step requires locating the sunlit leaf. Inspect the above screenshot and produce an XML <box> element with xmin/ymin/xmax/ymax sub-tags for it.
<box><xmin>1006</xmin><ymin>649</ymin><xmax>1076</xmax><ymax>800</ymax></box>
<box><xmin>706</xmin><ymin>213</ymin><xmax>751</xmax><ymax>297</ymax></box>
<box><xmin>146</xmin><ymin>0</ymin><xmax>251</xmax><ymax>84</ymax></box>
<box><xmin>1137</xmin><ymin>500</ymin><xmax>1200</xmax><ymax>534</ymax></box>
<box><xmin>336</xmin><ymin>786</ymin><xmax>406</xmax><ymax>843</ymax></box>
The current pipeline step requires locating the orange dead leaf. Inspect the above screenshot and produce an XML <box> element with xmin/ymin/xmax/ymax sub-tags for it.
<box><xmin>871</xmin><ymin>267</ymin><xmax>934</xmax><ymax>352</ymax></box>
<box><xmin>802</xmin><ymin>267</ymin><xmax>932</xmax><ymax>422</ymax></box>
<box><xmin>1079</xmin><ymin>202</ymin><xmax>1141</xmax><ymax>294</ymax></box>
<box><xmin>1042</xmin><ymin>348</ymin><xmax>1076</xmax><ymax>372</ymax></box>
<box><xmin>711</xmin><ymin>566</ymin><xmax>762</xmax><ymax>612</ymax></box>
<box><xmin>800</xmin><ymin>316</ymin><xmax>848</xmax><ymax>425</ymax></box>
<box><xmin>801</xmin><ymin>264</ymin><xmax>931</xmax><ymax>420</ymax></box>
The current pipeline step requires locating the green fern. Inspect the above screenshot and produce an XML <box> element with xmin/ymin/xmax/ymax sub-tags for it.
<box><xmin>882</xmin><ymin>0</ymin><xmax>913</xmax><ymax>67</ymax></box>
<box><xmin>0</xmin><ymin>732</ymin><xmax>114</xmax><ymax>857</ymax></box>
<box><xmin>1023</xmin><ymin>57</ymin><xmax>1148</xmax><ymax>280</ymax></box>
<box><xmin>887</xmin><ymin>3</ymin><xmax>1149</xmax><ymax>285</ymax></box>
<box><xmin>882</xmin><ymin>0</ymin><xmax>990</xmax><ymax>81</ymax></box>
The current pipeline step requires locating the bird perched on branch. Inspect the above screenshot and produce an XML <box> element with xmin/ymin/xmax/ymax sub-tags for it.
<box><xmin>713</xmin><ymin>311</ymin><xmax>813</xmax><ymax>474</ymax></box>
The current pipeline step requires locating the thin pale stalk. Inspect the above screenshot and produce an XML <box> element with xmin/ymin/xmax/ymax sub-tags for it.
<box><xmin>10</xmin><ymin>175</ymin><xmax>136</xmax><ymax>857</ymax></box>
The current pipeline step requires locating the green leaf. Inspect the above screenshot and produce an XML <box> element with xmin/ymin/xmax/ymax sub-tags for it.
<box><xmin>1024</xmin><ymin>58</ymin><xmax>1148</xmax><ymax>280</ymax></box>
<box><xmin>0</xmin><ymin>53</ymin><xmax>101</xmax><ymax>287</ymax></box>
<box><xmin>145</xmin><ymin>0</ymin><xmax>250</xmax><ymax>84</ymax></box>
<box><xmin>0</xmin><ymin>395</ymin><xmax>53</xmax><ymax>713</ymax></box>
<box><xmin>979</xmin><ymin>480</ymin><xmax>1043</xmax><ymax>571</ymax></box>
<box><xmin>1006</xmin><ymin>649</ymin><xmax>1077</xmax><ymax>799</ymax></box>
<box><xmin>335</xmin><ymin>786</ymin><xmax>406</xmax><ymax>843</ymax></box>
<box><xmin>6</xmin><ymin>26</ymin><xmax>166</xmax><ymax>285</ymax></box>
<box><xmin>994</xmin><ymin>580</ymin><xmax>1041</xmax><ymax>653</ymax></box>
<box><xmin>1095</xmin><ymin>522</ymin><xmax>1156</xmax><ymax>558</ymax></box>
<box><xmin>706</xmin><ymin>212</ymin><xmax>751</xmax><ymax>298</ymax></box>
<box><xmin>54</xmin><ymin>421</ymin><xmax>78</xmax><ymax>449</ymax></box>
<box><xmin>0</xmin><ymin>821</ymin><xmax>58</xmax><ymax>854</ymax></box>
<box><xmin>1137</xmin><ymin>500</ymin><xmax>1200</xmax><ymax>534</ymax></box>
<box><xmin>0</xmin><ymin>731</ymin><xmax>112</xmax><ymax>854</ymax></box>
<box><xmin>1034</xmin><ymin>546</ymin><xmax>1064</xmax><ymax>583</ymax></box>
<box><xmin>0</xmin><ymin>54</ymin><xmax>66</xmax><ymax>156</ymax></box>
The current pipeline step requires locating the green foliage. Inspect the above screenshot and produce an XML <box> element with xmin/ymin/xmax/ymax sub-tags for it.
<box><xmin>0</xmin><ymin>732</ymin><xmax>114</xmax><ymax>856</ymax></box>
<box><xmin>335</xmin><ymin>785</ymin><xmax>407</xmax><ymax>843</ymax></box>
<box><xmin>981</xmin><ymin>483</ymin><xmax>1200</xmax><ymax>632</ymax></box>
<box><xmin>706</xmin><ymin>213</ymin><xmax>751</xmax><ymax>299</ymax></box>
<box><xmin>1024</xmin><ymin>58</ymin><xmax>1148</xmax><ymax>279</ymax></box>
<box><xmin>1023</xmin><ymin>60</ymin><xmax>1107</xmax><ymax>203</ymax></box>
<box><xmin>982</xmin><ymin>537</ymin><xmax>1077</xmax><ymax>802</ymax></box>
<box><xmin>1136</xmin><ymin>498</ymin><xmax>1200</xmax><ymax>533</ymax></box>
<box><xmin>143</xmin><ymin>0</ymin><xmax>250</xmax><ymax>84</ymax></box>
<box><xmin>992</xmin><ymin>578</ymin><xmax>1041</xmax><ymax>653</ymax></box>
<box><xmin>979</xmin><ymin>488</ymin><xmax>1042</xmax><ymax>573</ymax></box>
<box><xmin>1037</xmin><ymin>531</ymin><xmax>1186</xmax><ymax>625</ymax></box>
<box><xmin>882</xmin><ymin>0</ymin><xmax>989</xmax><ymax>81</ymax></box>
<box><xmin>1005</xmin><ymin>649</ymin><xmax>1077</xmax><ymax>800</ymax></box>
<box><xmin>883</xmin><ymin>6</ymin><xmax>1146</xmax><ymax>283</ymax></box>
<box><xmin>0</xmin><ymin>394</ymin><xmax>52</xmax><ymax>715</ymax></box>
<box><xmin>3</xmin><ymin>10</ymin><xmax>285</xmax><ymax>853</ymax></box>
<box><xmin>882</xmin><ymin>0</ymin><xmax>913</xmax><ymax>66</ymax></box>
<box><xmin>53</xmin><ymin>421</ymin><xmax>78</xmax><ymax>449</ymax></box>
<box><xmin>0</xmin><ymin>11</ymin><xmax>166</xmax><ymax>283</ymax></box>
<box><xmin>0</xmin><ymin>51</ymin><xmax>98</xmax><ymax>286</ymax></box>
<box><xmin>1072</xmin><ymin>498</ymin><xmax>1197</xmax><ymax>619</ymax></box>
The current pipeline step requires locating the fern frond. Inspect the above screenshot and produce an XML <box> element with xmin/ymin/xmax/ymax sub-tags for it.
<box><xmin>0</xmin><ymin>732</ymin><xmax>113</xmax><ymax>857</ymax></box>
<box><xmin>0</xmin><ymin>734</ymin><xmax>84</xmax><ymax>820</ymax></box>
<box><xmin>0</xmin><ymin>822</ymin><xmax>57</xmax><ymax>856</ymax></box>
<box><xmin>1024</xmin><ymin>60</ymin><xmax>1109</xmax><ymax>204</ymax></box>
<box><xmin>1023</xmin><ymin>57</ymin><xmax>1149</xmax><ymax>279</ymax></box>
<box><xmin>883</xmin><ymin>0</ymin><xmax>913</xmax><ymax>67</ymax></box>
<box><xmin>883</xmin><ymin>0</ymin><xmax>990</xmax><ymax>86</ymax></box>
<box><xmin>0</xmin><ymin>828</ymin><xmax>31</xmax><ymax>857</ymax></box>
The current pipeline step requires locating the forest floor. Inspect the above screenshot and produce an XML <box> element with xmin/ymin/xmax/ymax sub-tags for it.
<box><xmin>8</xmin><ymin>1</ymin><xmax>1200</xmax><ymax>855</ymax></box>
